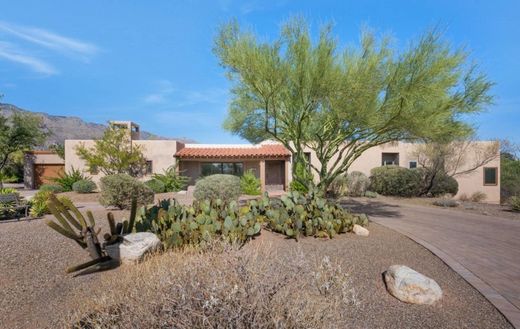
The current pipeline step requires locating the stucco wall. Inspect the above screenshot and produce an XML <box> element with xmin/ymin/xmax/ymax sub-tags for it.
<box><xmin>299</xmin><ymin>141</ymin><xmax>500</xmax><ymax>204</ymax></box>
<box><xmin>65</xmin><ymin>140</ymin><xmax>181</xmax><ymax>184</ymax></box>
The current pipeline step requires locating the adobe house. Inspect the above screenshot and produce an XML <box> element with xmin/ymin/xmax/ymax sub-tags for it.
<box><xmin>63</xmin><ymin>121</ymin><xmax>501</xmax><ymax>203</ymax></box>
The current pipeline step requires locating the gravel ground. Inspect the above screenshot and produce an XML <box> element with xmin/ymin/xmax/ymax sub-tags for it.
<box><xmin>0</xmin><ymin>209</ymin><xmax>513</xmax><ymax>328</ymax></box>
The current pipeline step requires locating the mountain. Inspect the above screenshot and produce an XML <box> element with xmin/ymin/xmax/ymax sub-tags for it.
<box><xmin>0</xmin><ymin>103</ymin><xmax>195</xmax><ymax>147</ymax></box>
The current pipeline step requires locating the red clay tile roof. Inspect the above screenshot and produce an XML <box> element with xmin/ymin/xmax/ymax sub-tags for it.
<box><xmin>175</xmin><ymin>144</ymin><xmax>290</xmax><ymax>159</ymax></box>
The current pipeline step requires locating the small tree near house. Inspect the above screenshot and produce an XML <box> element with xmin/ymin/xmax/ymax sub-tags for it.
<box><xmin>75</xmin><ymin>124</ymin><xmax>147</xmax><ymax>177</ymax></box>
<box><xmin>411</xmin><ymin>139</ymin><xmax>499</xmax><ymax>196</ymax></box>
<box><xmin>214</xmin><ymin>18</ymin><xmax>493</xmax><ymax>193</ymax></box>
<box><xmin>0</xmin><ymin>100</ymin><xmax>48</xmax><ymax>187</ymax></box>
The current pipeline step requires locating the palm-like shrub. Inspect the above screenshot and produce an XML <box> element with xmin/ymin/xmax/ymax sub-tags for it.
<box><xmin>240</xmin><ymin>170</ymin><xmax>261</xmax><ymax>195</ymax></box>
<box><xmin>152</xmin><ymin>165</ymin><xmax>189</xmax><ymax>192</ymax></box>
<box><xmin>72</xmin><ymin>179</ymin><xmax>97</xmax><ymax>193</ymax></box>
<box><xmin>29</xmin><ymin>190</ymin><xmax>72</xmax><ymax>217</ymax></box>
<box><xmin>52</xmin><ymin>167</ymin><xmax>91</xmax><ymax>192</ymax></box>
<box><xmin>194</xmin><ymin>174</ymin><xmax>241</xmax><ymax>202</ymax></box>
<box><xmin>369</xmin><ymin>166</ymin><xmax>422</xmax><ymax>197</ymax></box>
<box><xmin>100</xmin><ymin>174</ymin><xmax>154</xmax><ymax>209</ymax></box>
<box><xmin>145</xmin><ymin>179</ymin><xmax>166</xmax><ymax>193</ymax></box>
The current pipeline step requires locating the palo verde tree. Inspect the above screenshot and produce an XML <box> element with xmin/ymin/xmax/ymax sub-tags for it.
<box><xmin>75</xmin><ymin>124</ymin><xmax>147</xmax><ymax>177</ymax></box>
<box><xmin>214</xmin><ymin>18</ymin><xmax>493</xmax><ymax>192</ymax></box>
<box><xmin>0</xmin><ymin>99</ymin><xmax>47</xmax><ymax>187</ymax></box>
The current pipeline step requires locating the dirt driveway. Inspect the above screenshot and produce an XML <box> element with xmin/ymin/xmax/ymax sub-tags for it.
<box><xmin>343</xmin><ymin>198</ymin><xmax>520</xmax><ymax>328</ymax></box>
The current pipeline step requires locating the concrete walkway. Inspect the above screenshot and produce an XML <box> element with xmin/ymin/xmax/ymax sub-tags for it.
<box><xmin>344</xmin><ymin>199</ymin><xmax>520</xmax><ymax>328</ymax></box>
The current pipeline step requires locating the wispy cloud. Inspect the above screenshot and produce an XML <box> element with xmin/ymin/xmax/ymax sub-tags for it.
<box><xmin>142</xmin><ymin>80</ymin><xmax>228</xmax><ymax>107</ymax></box>
<box><xmin>0</xmin><ymin>21</ymin><xmax>99</xmax><ymax>60</ymax></box>
<box><xmin>0</xmin><ymin>41</ymin><xmax>57</xmax><ymax>75</ymax></box>
<box><xmin>143</xmin><ymin>80</ymin><xmax>176</xmax><ymax>104</ymax></box>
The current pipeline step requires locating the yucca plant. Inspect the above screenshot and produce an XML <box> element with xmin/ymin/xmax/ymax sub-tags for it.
<box><xmin>52</xmin><ymin>167</ymin><xmax>92</xmax><ymax>192</ymax></box>
<box><xmin>152</xmin><ymin>164</ymin><xmax>189</xmax><ymax>192</ymax></box>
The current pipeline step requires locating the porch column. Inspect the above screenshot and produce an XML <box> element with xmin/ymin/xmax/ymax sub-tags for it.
<box><xmin>284</xmin><ymin>159</ymin><xmax>289</xmax><ymax>191</ymax></box>
<box><xmin>260</xmin><ymin>160</ymin><xmax>266</xmax><ymax>192</ymax></box>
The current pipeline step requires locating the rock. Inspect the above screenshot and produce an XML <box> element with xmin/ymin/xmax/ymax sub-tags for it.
<box><xmin>353</xmin><ymin>224</ymin><xmax>369</xmax><ymax>236</ymax></box>
<box><xmin>384</xmin><ymin>265</ymin><xmax>442</xmax><ymax>305</ymax></box>
<box><xmin>105</xmin><ymin>232</ymin><xmax>162</xmax><ymax>264</ymax></box>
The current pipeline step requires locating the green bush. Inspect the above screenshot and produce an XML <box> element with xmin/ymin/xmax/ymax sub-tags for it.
<box><xmin>364</xmin><ymin>191</ymin><xmax>378</xmax><ymax>198</ymax></box>
<box><xmin>254</xmin><ymin>188</ymin><xmax>368</xmax><ymax>240</ymax></box>
<box><xmin>100</xmin><ymin>174</ymin><xmax>154</xmax><ymax>209</ymax></box>
<box><xmin>194</xmin><ymin>174</ymin><xmax>241</xmax><ymax>202</ymax></box>
<box><xmin>347</xmin><ymin>171</ymin><xmax>369</xmax><ymax>197</ymax></box>
<box><xmin>52</xmin><ymin>167</ymin><xmax>91</xmax><ymax>192</ymax></box>
<box><xmin>369</xmin><ymin>166</ymin><xmax>422</xmax><ymax>197</ymax></box>
<box><xmin>240</xmin><ymin>170</ymin><xmax>261</xmax><ymax>195</ymax></box>
<box><xmin>39</xmin><ymin>184</ymin><xmax>65</xmax><ymax>193</ymax></box>
<box><xmin>152</xmin><ymin>165</ymin><xmax>189</xmax><ymax>192</ymax></box>
<box><xmin>29</xmin><ymin>190</ymin><xmax>72</xmax><ymax>217</ymax></box>
<box><xmin>145</xmin><ymin>179</ymin><xmax>166</xmax><ymax>193</ymax></box>
<box><xmin>0</xmin><ymin>187</ymin><xmax>18</xmax><ymax>195</ymax></box>
<box><xmin>509</xmin><ymin>196</ymin><xmax>520</xmax><ymax>212</ymax></box>
<box><xmin>430</xmin><ymin>174</ymin><xmax>459</xmax><ymax>196</ymax></box>
<box><xmin>72</xmin><ymin>179</ymin><xmax>97</xmax><ymax>193</ymax></box>
<box><xmin>136</xmin><ymin>198</ymin><xmax>261</xmax><ymax>249</ymax></box>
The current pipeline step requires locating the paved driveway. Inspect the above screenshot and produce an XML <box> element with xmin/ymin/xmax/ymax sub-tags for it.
<box><xmin>344</xmin><ymin>199</ymin><xmax>520</xmax><ymax>328</ymax></box>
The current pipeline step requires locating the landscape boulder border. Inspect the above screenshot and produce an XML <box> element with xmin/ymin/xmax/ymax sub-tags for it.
<box><xmin>384</xmin><ymin>265</ymin><xmax>442</xmax><ymax>305</ymax></box>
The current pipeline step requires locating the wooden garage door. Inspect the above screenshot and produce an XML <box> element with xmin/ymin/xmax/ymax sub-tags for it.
<box><xmin>34</xmin><ymin>164</ymin><xmax>65</xmax><ymax>188</ymax></box>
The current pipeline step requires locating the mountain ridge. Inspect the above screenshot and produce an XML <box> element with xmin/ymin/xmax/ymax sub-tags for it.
<box><xmin>0</xmin><ymin>103</ymin><xmax>195</xmax><ymax>147</ymax></box>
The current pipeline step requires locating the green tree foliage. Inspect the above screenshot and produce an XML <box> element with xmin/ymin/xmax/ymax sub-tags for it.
<box><xmin>0</xmin><ymin>108</ymin><xmax>47</xmax><ymax>186</ymax></box>
<box><xmin>501</xmin><ymin>142</ymin><xmax>520</xmax><ymax>201</ymax></box>
<box><xmin>214</xmin><ymin>18</ymin><xmax>493</xmax><ymax>192</ymax></box>
<box><xmin>75</xmin><ymin>124</ymin><xmax>147</xmax><ymax>177</ymax></box>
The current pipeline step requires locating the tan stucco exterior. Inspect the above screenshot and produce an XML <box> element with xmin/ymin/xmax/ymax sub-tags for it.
<box><xmin>297</xmin><ymin>141</ymin><xmax>500</xmax><ymax>203</ymax></box>
<box><xmin>64</xmin><ymin>139</ymin><xmax>183</xmax><ymax>184</ymax></box>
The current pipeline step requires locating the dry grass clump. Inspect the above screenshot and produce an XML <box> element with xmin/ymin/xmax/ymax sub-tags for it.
<box><xmin>66</xmin><ymin>242</ymin><xmax>360</xmax><ymax>329</ymax></box>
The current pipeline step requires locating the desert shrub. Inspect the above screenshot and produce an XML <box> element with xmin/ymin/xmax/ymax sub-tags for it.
<box><xmin>29</xmin><ymin>190</ymin><xmax>71</xmax><ymax>217</ymax></box>
<box><xmin>100</xmin><ymin>174</ymin><xmax>154</xmax><ymax>209</ymax></box>
<box><xmin>346</xmin><ymin>171</ymin><xmax>369</xmax><ymax>197</ymax></box>
<box><xmin>428</xmin><ymin>174</ymin><xmax>459</xmax><ymax>197</ymax></box>
<box><xmin>240</xmin><ymin>170</ymin><xmax>261</xmax><ymax>195</ymax></box>
<box><xmin>364</xmin><ymin>191</ymin><xmax>378</xmax><ymax>198</ymax></box>
<box><xmin>144</xmin><ymin>179</ymin><xmax>166</xmax><ymax>193</ymax></box>
<box><xmin>72</xmin><ymin>179</ymin><xmax>97</xmax><ymax>193</ymax></box>
<box><xmin>470</xmin><ymin>191</ymin><xmax>487</xmax><ymax>203</ymax></box>
<box><xmin>369</xmin><ymin>166</ymin><xmax>422</xmax><ymax>197</ymax></box>
<box><xmin>509</xmin><ymin>196</ymin><xmax>520</xmax><ymax>212</ymax></box>
<box><xmin>39</xmin><ymin>184</ymin><xmax>65</xmax><ymax>193</ymax></box>
<box><xmin>254</xmin><ymin>189</ymin><xmax>368</xmax><ymax>240</ymax></box>
<box><xmin>432</xmin><ymin>199</ymin><xmax>459</xmax><ymax>207</ymax></box>
<box><xmin>136</xmin><ymin>198</ymin><xmax>261</xmax><ymax>249</ymax></box>
<box><xmin>194</xmin><ymin>174</ymin><xmax>241</xmax><ymax>202</ymax></box>
<box><xmin>0</xmin><ymin>187</ymin><xmax>18</xmax><ymax>195</ymax></box>
<box><xmin>65</xmin><ymin>244</ymin><xmax>359</xmax><ymax>328</ymax></box>
<box><xmin>290</xmin><ymin>180</ymin><xmax>309</xmax><ymax>193</ymax></box>
<box><xmin>52</xmin><ymin>167</ymin><xmax>91</xmax><ymax>192</ymax></box>
<box><xmin>458</xmin><ymin>193</ymin><xmax>469</xmax><ymax>202</ymax></box>
<box><xmin>152</xmin><ymin>164</ymin><xmax>189</xmax><ymax>192</ymax></box>
<box><xmin>329</xmin><ymin>174</ymin><xmax>349</xmax><ymax>197</ymax></box>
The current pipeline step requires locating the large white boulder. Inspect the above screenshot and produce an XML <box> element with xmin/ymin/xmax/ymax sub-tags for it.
<box><xmin>384</xmin><ymin>265</ymin><xmax>442</xmax><ymax>305</ymax></box>
<box><xmin>105</xmin><ymin>232</ymin><xmax>162</xmax><ymax>264</ymax></box>
<box><xmin>353</xmin><ymin>224</ymin><xmax>369</xmax><ymax>236</ymax></box>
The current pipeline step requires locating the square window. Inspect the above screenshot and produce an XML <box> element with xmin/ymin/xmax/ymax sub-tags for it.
<box><xmin>483</xmin><ymin>167</ymin><xmax>497</xmax><ymax>185</ymax></box>
<box><xmin>382</xmin><ymin>153</ymin><xmax>399</xmax><ymax>166</ymax></box>
<box><xmin>409</xmin><ymin>161</ymin><xmax>417</xmax><ymax>169</ymax></box>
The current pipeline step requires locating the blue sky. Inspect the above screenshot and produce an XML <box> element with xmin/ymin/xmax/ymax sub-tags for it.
<box><xmin>0</xmin><ymin>0</ymin><xmax>518</xmax><ymax>143</ymax></box>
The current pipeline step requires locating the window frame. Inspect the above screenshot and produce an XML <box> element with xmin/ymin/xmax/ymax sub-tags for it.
<box><xmin>200</xmin><ymin>162</ymin><xmax>244</xmax><ymax>177</ymax></box>
<box><xmin>483</xmin><ymin>167</ymin><xmax>498</xmax><ymax>186</ymax></box>
<box><xmin>409</xmin><ymin>161</ymin><xmax>417</xmax><ymax>169</ymax></box>
<box><xmin>145</xmin><ymin>160</ymin><xmax>153</xmax><ymax>175</ymax></box>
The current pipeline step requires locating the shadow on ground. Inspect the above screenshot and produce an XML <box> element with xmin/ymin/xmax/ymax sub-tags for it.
<box><xmin>339</xmin><ymin>198</ymin><xmax>402</xmax><ymax>218</ymax></box>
